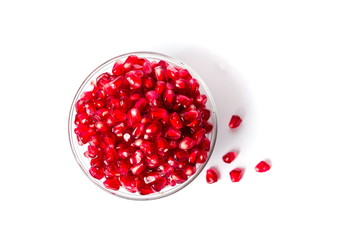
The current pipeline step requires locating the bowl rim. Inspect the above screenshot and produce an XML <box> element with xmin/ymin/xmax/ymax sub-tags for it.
<box><xmin>68</xmin><ymin>51</ymin><xmax>218</xmax><ymax>200</ymax></box>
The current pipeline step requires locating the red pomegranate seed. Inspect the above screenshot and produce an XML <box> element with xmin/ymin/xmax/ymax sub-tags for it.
<box><xmin>119</xmin><ymin>175</ymin><xmax>137</xmax><ymax>193</ymax></box>
<box><xmin>112</xmin><ymin>60</ymin><xmax>125</xmax><ymax>76</ymax></box>
<box><xmin>174</xmin><ymin>149</ymin><xmax>189</xmax><ymax>161</ymax></box>
<box><xmin>104</xmin><ymin>164</ymin><xmax>121</xmax><ymax>177</ymax></box>
<box><xmin>150</xmin><ymin>108</ymin><xmax>168</xmax><ymax>119</ymax></box>
<box><xmin>165</xmin><ymin>128</ymin><xmax>181</xmax><ymax>140</ymax></box>
<box><xmin>155</xmin><ymin>81</ymin><xmax>166</xmax><ymax>95</ymax></box>
<box><xmin>191</xmin><ymin>128</ymin><xmax>206</xmax><ymax>145</ymax></box>
<box><xmin>131</xmin><ymin>162</ymin><xmax>146</xmax><ymax>175</ymax></box>
<box><xmin>118</xmin><ymin>159</ymin><xmax>131</xmax><ymax>175</ymax></box>
<box><xmin>132</xmin><ymin>123</ymin><xmax>145</xmax><ymax>139</ymax></box>
<box><xmin>138</xmin><ymin>182</ymin><xmax>155</xmax><ymax>195</ymax></box>
<box><xmin>229</xmin><ymin>115</ymin><xmax>242</xmax><ymax>129</ymax></box>
<box><xmin>184</xmin><ymin>165</ymin><xmax>196</xmax><ymax>176</ymax></box>
<box><xmin>123</xmin><ymin>55</ymin><xmax>139</xmax><ymax>71</ymax></box>
<box><xmin>154</xmin><ymin>66</ymin><xmax>166</xmax><ymax>81</ymax></box>
<box><xmin>175</xmin><ymin>94</ymin><xmax>193</xmax><ymax>107</ymax></box>
<box><xmin>206</xmin><ymin>168</ymin><xmax>218</xmax><ymax>184</ymax></box>
<box><xmin>112</xmin><ymin>122</ymin><xmax>128</xmax><ymax>136</ymax></box>
<box><xmin>202</xmin><ymin>121</ymin><xmax>213</xmax><ymax>133</ymax></box>
<box><xmin>133</xmin><ymin>98</ymin><xmax>148</xmax><ymax>112</ymax></box>
<box><xmin>171</xmin><ymin>171</ymin><xmax>188</xmax><ymax>184</ymax></box>
<box><xmin>179</xmin><ymin>137</ymin><xmax>195</xmax><ymax>150</ymax></box>
<box><xmin>229</xmin><ymin>168</ymin><xmax>245</xmax><ymax>182</ymax></box>
<box><xmin>146</xmin><ymin>90</ymin><xmax>161</xmax><ymax>107</ymax></box>
<box><xmin>128</xmin><ymin>108</ymin><xmax>141</xmax><ymax>126</ymax></box>
<box><xmin>89</xmin><ymin>167</ymin><xmax>104</xmax><ymax>180</ymax></box>
<box><xmin>166</xmin><ymin>65</ymin><xmax>179</xmax><ymax>79</ymax></box>
<box><xmin>144</xmin><ymin>172</ymin><xmax>162</xmax><ymax>184</ymax></box>
<box><xmin>198</xmin><ymin>138</ymin><xmax>210</xmax><ymax>151</ymax></box>
<box><xmin>143</xmin><ymin>76</ymin><xmax>154</xmax><ymax>89</ymax></box>
<box><xmin>174</xmin><ymin>79</ymin><xmax>189</xmax><ymax>93</ymax></box>
<box><xmin>169</xmin><ymin>112</ymin><xmax>183</xmax><ymax>130</ymax></box>
<box><xmin>145</xmin><ymin>121</ymin><xmax>162</xmax><ymax>136</ymax></box>
<box><xmin>145</xmin><ymin>154</ymin><xmax>163</xmax><ymax>168</ymax></box>
<box><xmin>197</xmin><ymin>150</ymin><xmax>208</xmax><ymax>163</ymax></box>
<box><xmin>103</xmin><ymin>178</ymin><xmax>121</xmax><ymax>191</ymax></box>
<box><xmin>255</xmin><ymin>160</ymin><xmax>271</xmax><ymax>172</ymax></box>
<box><xmin>188</xmin><ymin>78</ymin><xmax>199</xmax><ymax>92</ymax></box>
<box><xmin>129</xmin><ymin>150</ymin><xmax>144</xmax><ymax>165</ymax></box>
<box><xmin>156</xmin><ymin>137</ymin><xmax>169</xmax><ymax>154</ymax></box>
<box><xmin>222</xmin><ymin>151</ymin><xmax>238</xmax><ymax>164</ymax></box>
<box><xmin>163</xmin><ymin>89</ymin><xmax>175</xmax><ymax>109</ymax></box>
<box><xmin>188</xmin><ymin>148</ymin><xmax>199</xmax><ymax>164</ymax></box>
<box><xmin>151</xmin><ymin>177</ymin><xmax>167</xmax><ymax>192</ymax></box>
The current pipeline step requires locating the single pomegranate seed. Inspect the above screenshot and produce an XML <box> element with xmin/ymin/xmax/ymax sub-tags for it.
<box><xmin>145</xmin><ymin>154</ymin><xmax>162</xmax><ymax>168</ymax></box>
<box><xmin>174</xmin><ymin>149</ymin><xmax>189</xmax><ymax>161</ymax></box>
<box><xmin>191</xmin><ymin>128</ymin><xmax>206</xmax><ymax>145</ymax></box>
<box><xmin>184</xmin><ymin>165</ymin><xmax>196</xmax><ymax>176</ymax></box>
<box><xmin>150</xmin><ymin>108</ymin><xmax>168</xmax><ymax>119</ymax></box>
<box><xmin>188</xmin><ymin>148</ymin><xmax>199</xmax><ymax>164</ymax></box>
<box><xmin>145</xmin><ymin>90</ymin><xmax>161</xmax><ymax>108</ymax></box>
<box><xmin>123</xmin><ymin>55</ymin><xmax>139</xmax><ymax>71</ymax></box>
<box><xmin>156</xmin><ymin>137</ymin><xmax>169</xmax><ymax>154</ymax></box>
<box><xmin>222</xmin><ymin>151</ymin><xmax>238</xmax><ymax>164</ymax></box>
<box><xmin>128</xmin><ymin>108</ymin><xmax>141</xmax><ymax>126</ymax></box>
<box><xmin>132</xmin><ymin>123</ymin><xmax>145</xmax><ymax>139</ymax></box>
<box><xmin>117</xmin><ymin>147</ymin><xmax>133</xmax><ymax>159</ymax></box>
<box><xmin>169</xmin><ymin>112</ymin><xmax>183</xmax><ymax>130</ymax></box>
<box><xmin>175</xmin><ymin>94</ymin><xmax>193</xmax><ymax>107</ymax></box>
<box><xmin>90</xmin><ymin>157</ymin><xmax>104</xmax><ymax>168</ymax></box>
<box><xmin>118</xmin><ymin>159</ymin><xmax>131</xmax><ymax>175</ymax></box>
<box><xmin>206</xmin><ymin>168</ymin><xmax>218</xmax><ymax>184</ymax></box>
<box><xmin>129</xmin><ymin>150</ymin><xmax>144</xmax><ymax>165</ymax></box>
<box><xmin>144</xmin><ymin>172</ymin><xmax>162</xmax><ymax>184</ymax></box>
<box><xmin>174</xmin><ymin>79</ymin><xmax>189</xmax><ymax>93</ymax></box>
<box><xmin>171</xmin><ymin>171</ymin><xmax>188</xmax><ymax>184</ymax></box>
<box><xmin>154</xmin><ymin>66</ymin><xmax>166</xmax><ymax>81</ymax></box>
<box><xmin>195</xmin><ymin>94</ymin><xmax>207</xmax><ymax>106</ymax></box>
<box><xmin>198</xmin><ymin>138</ymin><xmax>210</xmax><ymax>151</ymax></box>
<box><xmin>119</xmin><ymin>175</ymin><xmax>137</xmax><ymax>193</ymax></box>
<box><xmin>112</xmin><ymin>122</ymin><xmax>128</xmax><ymax>136</ymax></box>
<box><xmin>143</xmin><ymin>77</ymin><xmax>154</xmax><ymax>89</ymax></box>
<box><xmin>178</xmin><ymin>68</ymin><xmax>190</xmax><ymax>78</ymax></box>
<box><xmin>89</xmin><ymin>167</ymin><xmax>104</xmax><ymax>180</ymax></box>
<box><xmin>155</xmin><ymin>81</ymin><xmax>166</xmax><ymax>95</ymax></box>
<box><xmin>112</xmin><ymin>60</ymin><xmax>125</xmax><ymax>76</ymax></box>
<box><xmin>133</xmin><ymin>98</ymin><xmax>148</xmax><ymax>112</ymax></box>
<box><xmin>138</xmin><ymin>183</ymin><xmax>155</xmax><ymax>195</ymax></box>
<box><xmin>131</xmin><ymin>162</ymin><xmax>146</xmax><ymax>175</ymax></box>
<box><xmin>143</xmin><ymin>61</ymin><xmax>152</xmax><ymax>75</ymax></box>
<box><xmin>84</xmin><ymin>145</ymin><xmax>99</xmax><ymax>158</ymax></box>
<box><xmin>178</xmin><ymin>137</ymin><xmax>195</xmax><ymax>150</ymax></box>
<box><xmin>151</xmin><ymin>177</ymin><xmax>167</xmax><ymax>192</ymax></box>
<box><xmin>165</xmin><ymin>128</ymin><xmax>181</xmax><ymax>140</ymax></box>
<box><xmin>188</xmin><ymin>78</ymin><xmax>199</xmax><ymax>92</ymax></box>
<box><xmin>166</xmin><ymin>65</ymin><xmax>179</xmax><ymax>79</ymax></box>
<box><xmin>202</xmin><ymin>121</ymin><xmax>213</xmax><ymax>133</ymax></box>
<box><xmin>103</xmin><ymin>178</ymin><xmax>121</xmax><ymax>191</ymax></box>
<box><xmin>255</xmin><ymin>160</ymin><xmax>271</xmax><ymax>172</ymax></box>
<box><xmin>230</xmin><ymin>168</ymin><xmax>245</xmax><ymax>182</ymax></box>
<box><xmin>229</xmin><ymin>115</ymin><xmax>242</xmax><ymax>129</ymax></box>
<box><xmin>197</xmin><ymin>150</ymin><xmax>208</xmax><ymax>163</ymax></box>
<box><xmin>163</xmin><ymin>89</ymin><xmax>175</xmax><ymax>109</ymax></box>
<box><xmin>145</xmin><ymin>121</ymin><xmax>162</xmax><ymax>136</ymax></box>
<box><xmin>104</xmin><ymin>164</ymin><xmax>121</xmax><ymax>177</ymax></box>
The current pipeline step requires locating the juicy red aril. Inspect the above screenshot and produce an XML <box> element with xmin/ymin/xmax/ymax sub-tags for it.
<box><xmin>206</xmin><ymin>168</ymin><xmax>218</xmax><ymax>184</ymax></box>
<box><xmin>229</xmin><ymin>168</ymin><xmax>244</xmax><ymax>182</ymax></box>
<box><xmin>179</xmin><ymin>137</ymin><xmax>195</xmax><ymax>150</ymax></box>
<box><xmin>229</xmin><ymin>115</ymin><xmax>242</xmax><ymax>129</ymax></box>
<box><xmin>103</xmin><ymin>178</ymin><xmax>121</xmax><ymax>191</ymax></box>
<box><xmin>222</xmin><ymin>151</ymin><xmax>238</xmax><ymax>164</ymax></box>
<box><xmin>165</xmin><ymin>128</ymin><xmax>181</xmax><ymax>140</ymax></box>
<box><xmin>74</xmin><ymin>55</ymin><xmax>215</xmax><ymax>195</ymax></box>
<box><xmin>89</xmin><ymin>167</ymin><xmax>104</xmax><ymax>180</ymax></box>
<box><xmin>255</xmin><ymin>160</ymin><xmax>271</xmax><ymax>172</ymax></box>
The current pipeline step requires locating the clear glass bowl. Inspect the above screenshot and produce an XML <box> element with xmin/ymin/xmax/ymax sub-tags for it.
<box><xmin>68</xmin><ymin>52</ymin><xmax>217</xmax><ymax>200</ymax></box>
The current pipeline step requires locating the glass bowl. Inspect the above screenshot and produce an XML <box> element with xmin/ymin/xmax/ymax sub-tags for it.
<box><xmin>68</xmin><ymin>52</ymin><xmax>217</xmax><ymax>200</ymax></box>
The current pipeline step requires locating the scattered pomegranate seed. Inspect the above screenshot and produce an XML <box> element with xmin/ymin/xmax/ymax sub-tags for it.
<box><xmin>206</xmin><ymin>168</ymin><xmax>218</xmax><ymax>184</ymax></box>
<box><xmin>222</xmin><ymin>151</ymin><xmax>238</xmax><ymax>164</ymax></box>
<box><xmin>229</xmin><ymin>115</ymin><xmax>242</xmax><ymax>129</ymax></box>
<box><xmin>73</xmin><ymin>54</ymin><xmax>214</xmax><ymax>195</ymax></box>
<box><xmin>229</xmin><ymin>168</ymin><xmax>244</xmax><ymax>182</ymax></box>
<box><xmin>255</xmin><ymin>160</ymin><xmax>271</xmax><ymax>172</ymax></box>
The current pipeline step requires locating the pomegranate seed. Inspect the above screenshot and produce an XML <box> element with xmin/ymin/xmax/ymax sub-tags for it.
<box><xmin>138</xmin><ymin>183</ymin><xmax>155</xmax><ymax>195</ymax></box>
<box><xmin>155</xmin><ymin>81</ymin><xmax>166</xmax><ymax>95</ymax></box>
<box><xmin>156</xmin><ymin>137</ymin><xmax>170</xmax><ymax>154</ymax></box>
<box><xmin>151</xmin><ymin>177</ymin><xmax>167</xmax><ymax>192</ymax></box>
<box><xmin>118</xmin><ymin>160</ymin><xmax>131</xmax><ymax>175</ymax></box>
<box><xmin>89</xmin><ymin>167</ymin><xmax>104</xmax><ymax>180</ymax></box>
<box><xmin>202</xmin><ymin>121</ymin><xmax>213</xmax><ymax>133</ymax></box>
<box><xmin>154</xmin><ymin>66</ymin><xmax>166</xmax><ymax>81</ymax></box>
<box><xmin>104</xmin><ymin>164</ymin><xmax>121</xmax><ymax>177</ymax></box>
<box><xmin>145</xmin><ymin>121</ymin><xmax>162</xmax><ymax>136</ymax></box>
<box><xmin>145</xmin><ymin>154</ymin><xmax>162</xmax><ymax>168</ymax></box>
<box><xmin>188</xmin><ymin>78</ymin><xmax>199</xmax><ymax>92</ymax></box>
<box><xmin>175</xmin><ymin>94</ymin><xmax>192</xmax><ymax>107</ymax></box>
<box><xmin>168</xmin><ymin>112</ymin><xmax>183</xmax><ymax>130</ymax></box>
<box><xmin>150</xmin><ymin>108</ymin><xmax>168</xmax><ymax>119</ymax></box>
<box><xmin>197</xmin><ymin>150</ymin><xmax>208</xmax><ymax>163</ymax></box>
<box><xmin>143</xmin><ymin>77</ymin><xmax>154</xmax><ymax>89</ymax></box>
<box><xmin>112</xmin><ymin>122</ymin><xmax>128</xmax><ymax>136</ymax></box>
<box><xmin>128</xmin><ymin>108</ymin><xmax>141</xmax><ymax>126</ymax></box>
<box><xmin>171</xmin><ymin>171</ymin><xmax>188</xmax><ymax>184</ymax></box>
<box><xmin>229</xmin><ymin>168</ymin><xmax>245</xmax><ymax>182</ymax></box>
<box><xmin>166</xmin><ymin>65</ymin><xmax>179</xmax><ymax>79</ymax></box>
<box><xmin>198</xmin><ymin>138</ymin><xmax>210</xmax><ymax>151</ymax></box>
<box><xmin>146</xmin><ymin>90</ymin><xmax>161</xmax><ymax>108</ymax></box>
<box><xmin>133</xmin><ymin>98</ymin><xmax>148</xmax><ymax>112</ymax></box>
<box><xmin>255</xmin><ymin>160</ymin><xmax>271</xmax><ymax>172</ymax></box>
<box><xmin>84</xmin><ymin>145</ymin><xmax>99</xmax><ymax>158</ymax></box>
<box><xmin>103</xmin><ymin>178</ymin><xmax>121</xmax><ymax>190</ymax></box>
<box><xmin>165</xmin><ymin>128</ymin><xmax>181</xmax><ymax>140</ymax></box>
<box><xmin>174</xmin><ymin>149</ymin><xmax>189</xmax><ymax>161</ymax></box>
<box><xmin>143</xmin><ymin>61</ymin><xmax>152</xmax><ymax>75</ymax></box>
<box><xmin>132</xmin><ymin>123</ymin><xmax>145</xmax><ymax>139</ymax></box>
<box><xmin>188</xmin><ymin>148</ymin><xmax>199</xmax><ymax>164</ymax></box>
<box><xmin>131</xmin><ymin>162</ymin><xmax>146</xmax><ymax>175</ymax></box>
<box><xmin>178</xmin><ymin>68</ymin><xmax>190</xmax><ymax>78</ymax></box>
<box><xmin>130</xmin><ymin>150</ymin><xmax>144</xmax><ymax>165</ymax></box>
<box><xmin>222</xmin><ymin>151</ymin><xmax>238</xmax><ymax>164</ymax></box>
<box><xmin>229</xmin><ymin>115</ymin><xmax>242</xmax><ymax>129</ymax></box>
<box><xmin>90</xmin><ymin>157</ymin><xmax>104</xmax><ymax>168</ymax></box>
<box><xmin>174</xmin><ymin>79</ymin><xmax>189</xmax><ymax>93</ymax></box>
<box><xmin>112</xmin><ymin>60</ymin><xmax>124</xmax><ymax>75</ymax></box>
<box><xmin>184</xmin><ymin>165</ymin><xmax>196</xmax><ymax>176</ymax></box>
<box><xmin>119</xmin><ymin>175</ymin><xmax>137</xmax><ymax>193</ymax></box>
<box><xmin>191</xmin><ymin>128</ymin><xmax>206</xmax><ymax>145</ymax></box>
<box><xmin>206</xmin><ymin>168</ymin><xmax>218</xmax><ymax>184</ymax></box>
<box><xmin>123</xmin><ymin>55</ymin><xmax>139</xmax><ymax>71</ymax></box>
<box><xmin>144</xmin><ymin>172</ymin><xmax>162</xmax><ymax>184</ymax></box>
<box><xmin>179</xmin><ymin>137</ymin><xmax>195</xmax><ymax>150</ymax></box>
<box><xmin>195</xmin><ymin>94</ymin><xmax>207</xmax><ymax>106</ymax></box>
<box><xmin>163</xmin><ymin>89</ymin><xmax>175</xmax><ymax>109</ymax></box>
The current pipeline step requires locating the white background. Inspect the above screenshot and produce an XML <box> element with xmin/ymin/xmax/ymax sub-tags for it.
<box><xmin>1</xmin><ymin>0</ymin><xmax>360</xmax><ymax>239</ymax></box>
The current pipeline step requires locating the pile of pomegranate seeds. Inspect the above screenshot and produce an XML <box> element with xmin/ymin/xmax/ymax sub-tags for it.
<box><xmin>229</xmin><ymin>115</ymin><xmax>242</xmax><ymax>129</ymax></box>
<box><xmin>255</xmin><ymin>160</ymin><xmax>271</xmax><ymax>172</ymax></box>
<box><xmin>74</xmin><ymin>55</ymin><xmax>214</xmax><ymax>195</ymax></box>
